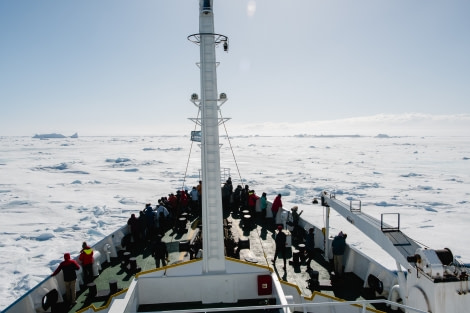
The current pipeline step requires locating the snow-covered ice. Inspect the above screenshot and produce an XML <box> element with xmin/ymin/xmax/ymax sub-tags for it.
<box><xmin>1</xmin><ymin>132</ymin><xmax>469</xmax><ymax>310</ymax></box>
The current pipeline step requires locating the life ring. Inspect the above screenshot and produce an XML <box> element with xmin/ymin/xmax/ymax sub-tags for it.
<box><xmin>367</xmin><ymin>274</ymin><xmax>384</xmax><ymax>294</ymax></box>
<box><xmin>41</xmin><ymin>288</ymin><xmax>59</xmax><ymax>310</ymax></box>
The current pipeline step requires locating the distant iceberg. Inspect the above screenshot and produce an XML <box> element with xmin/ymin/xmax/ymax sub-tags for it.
<box><xmin>375</xmin><ymin>134</ymin><xmax>390</xmax><ymax>138</ymax></box>
<box><xmin>33</xmin><ymin>133</ymin><xmax>78</xmax><ymax>139</ymax></box>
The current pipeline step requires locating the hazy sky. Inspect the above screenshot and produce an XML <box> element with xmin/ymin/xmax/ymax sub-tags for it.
<box><xmin>1</xmin><ymin>0</ymin><xmax>469</xmax><ymax>136</ymax></box>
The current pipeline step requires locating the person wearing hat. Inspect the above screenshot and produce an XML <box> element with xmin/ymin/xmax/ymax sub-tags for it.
<box><xmin>51</xmin><ymin>253</ymin><xmax>80</xmax><ymax>305</ymax></box>
<box><xmin>272</xmin><ymin>225</ymin><xmax>288</xmax><ymax>270</ymax></box>
<box><xmin>291</xmin><ymin>206</ymin><xmax>303</xmax><ymax>227</ymax></box>
<box><xmin>79</xmin><ymin>241</ymin><xmax>94</xmax><ymax>284</ymax></box>
<box><xmin>332</xmin><ymin>231</ymin><xmax>347</xmax><ymax>278</ymax></box>
<box><xmin>290</xmin><ymin>206</ymin><xmax>304</xmax><ymax>242</ymax></box>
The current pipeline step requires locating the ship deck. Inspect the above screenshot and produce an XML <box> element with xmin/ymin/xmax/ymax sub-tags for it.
<box><xmin>65</xmin><ymin>207</ymin><xmax>392</xmax><ymax>313</ymax></box>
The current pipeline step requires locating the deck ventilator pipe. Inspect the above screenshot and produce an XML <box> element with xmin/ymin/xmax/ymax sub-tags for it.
<box><xmin>104</xmin><ymin>244</ymin><xmax>111</xmax><ymax>263</ymax></box>
<box><xmin>388</xmin><ymin>284</ymin><xmax>401</xmax><ymax>310</ymax></box>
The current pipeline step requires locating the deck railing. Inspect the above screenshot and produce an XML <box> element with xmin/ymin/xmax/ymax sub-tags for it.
<box><xmin>149</xmin><ymin>299</ymin><xmax>428</xmax><ymax>313</ymax></box>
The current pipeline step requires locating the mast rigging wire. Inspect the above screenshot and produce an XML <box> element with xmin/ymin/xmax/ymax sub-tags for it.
<box><xmin>183</xmin><ymin>107</ymin><xmax>245</xmax><ymax>189</ymax></box>
<box><xmin>182</xmin><ymin>108</ymin><xmax>201</xmax><ymax>190</ymax></box>
<box><xmin>219</xmin><ymin>109</ymin><xmax>244</xmax><ymax>187</ymax></box>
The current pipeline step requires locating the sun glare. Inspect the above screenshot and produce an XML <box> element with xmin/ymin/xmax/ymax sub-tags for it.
<box><xmin>247</xmin><ymin>0</ymin><xmax>256</xmax><ymax>18</ymax></box>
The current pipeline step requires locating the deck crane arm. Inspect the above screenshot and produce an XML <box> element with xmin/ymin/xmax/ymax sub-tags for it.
<box><xmin>321</xmin><ymin>191</ymin><xmax>418</xmax><ymax>271</ymax></box>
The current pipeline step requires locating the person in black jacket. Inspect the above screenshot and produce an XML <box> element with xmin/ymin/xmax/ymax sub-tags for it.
<box><xmin>305</xmin><ymin>228</ymin><xmax>315</xmax><ymax>269</ymax></box>
<box><xmin>332</xmin><ymin>231</ymin><xmax>347</xmax><ymax>277</ymax></box>
<box><xmin>51</xmin><ymin>253</ymin><xmax>80</xmax><ymax>304</ymax></box>
<box><xmin>272</xmin><ymin>225</ymin><xmax>287</xmax><ymax>270</ymax></box>
<box><xmin>152</xmin><ymin>235</ymin><xmax>169</xmax><ymax>268</ymax></box>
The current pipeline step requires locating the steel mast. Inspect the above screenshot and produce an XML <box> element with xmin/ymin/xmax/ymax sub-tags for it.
<box><xmin>188</xmin><ymin>0</ymin><xmax>229</xmax><ymax>274</ymax></box>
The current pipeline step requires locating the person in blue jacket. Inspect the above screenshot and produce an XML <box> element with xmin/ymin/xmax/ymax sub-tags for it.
<box><xmin>260</xmin><ymin>192</ymin><xmax>268</xmax><ymax>217</ymax></box>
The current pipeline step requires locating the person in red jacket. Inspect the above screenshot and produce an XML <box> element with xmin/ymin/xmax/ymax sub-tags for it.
<box><xmin>271</xmin><ymin>194</ymin><xmax>283</xmax><ymax>226</ymax></box>
<box><xmin>79</xmin><ymin>241</ymin><xmax>94</xmax><ymax>283</ymax></box>
<box><xmin>247</xmin><ymin>190</ymin><xmax>260</xmax><ymax>216</ymax></box>
<box><xmin>51</xmin><ymin>253</ymin><xmax>80</xmax><ymax>304</ymax></box>
<box><xmin>180</xmin><ymin>189</ymin><xmax>189</xmax><ymax>212</ymax></box>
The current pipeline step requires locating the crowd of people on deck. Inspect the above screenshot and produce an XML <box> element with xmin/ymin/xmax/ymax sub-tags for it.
<box><xmin>124</xmin><ymin>177</ymin><xmax>332</xmax><ymax>274</ymax></box>
<box><xmin>50</xmin><ymin>178</ymin><xmax>348</xmax><ymax>307</ymax></box>
<box><xmin>125</xmin><ymin>178</ymin><xmax>272</xmax><ymax>245</ymax></box>
<box><xmin>127</xmin><ymin>181</ymin><xmax>203</xmax><ymax>245</ymax></box>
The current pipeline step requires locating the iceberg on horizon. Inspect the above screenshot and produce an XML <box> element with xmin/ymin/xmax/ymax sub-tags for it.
<box><xmin>33</xmin><ymin>133</ymin><xmax>78</xmax><ymax>139</ymax></box>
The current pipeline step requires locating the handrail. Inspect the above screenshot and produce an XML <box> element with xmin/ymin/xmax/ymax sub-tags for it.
<box><xmin>150</xmin><ymin>298</ymin><xmax>428</xmax><ymax>313</ymax></box>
